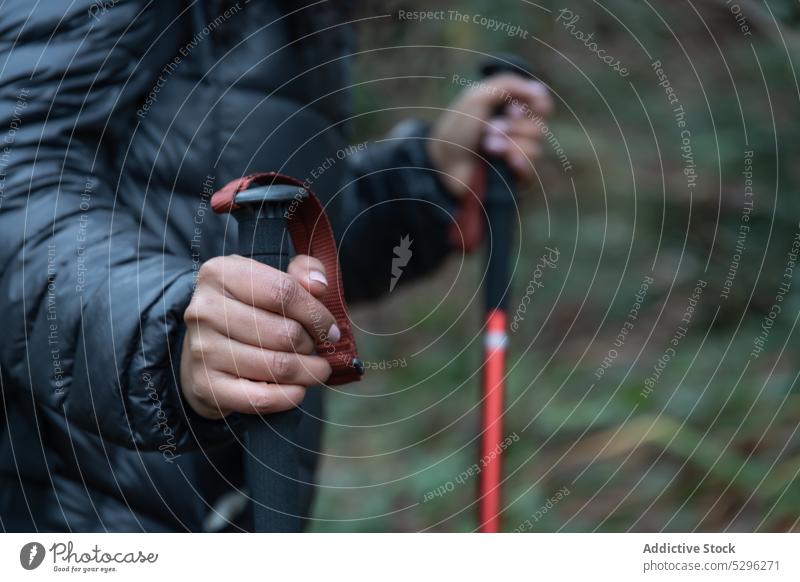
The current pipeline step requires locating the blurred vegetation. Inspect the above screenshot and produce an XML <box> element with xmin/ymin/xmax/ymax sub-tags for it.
<box><xmin>310</xmin><ymin>0</ymin><xmax>800</xmax><ymax>531</ymax></box>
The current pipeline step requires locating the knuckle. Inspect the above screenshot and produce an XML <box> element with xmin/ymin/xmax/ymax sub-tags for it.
<box><xmin>308</xmin><ymin>304</ymin><xmax>331</xmax><ymax>335</ymax></box>
<box><xmin>183</xmin><ymin>301</ymin><xmax>200</xmax><ymax>323</ymax></box>
<box><xmin>284</xmin><ymin>320</ymin><xmax>305</xmax><ymax>349</ymax></box>
<box><xmin>269</xmin><ymin>351</ymin><xmax>295</xmax><ymax>379</ymax></box>
<box><xmin>199</xmin><ymin>257</ymin><xmax>224</xmax><ymax>282</ymax></box>
<box><xmin>271</xmin><ymin>275</ymin><xmax>298</xmax><ymax>307</ymax></box>
<box><xmin>185</xmin><ymin>292</ymin><xmax>213</xmax><ymax>323</ymax></box>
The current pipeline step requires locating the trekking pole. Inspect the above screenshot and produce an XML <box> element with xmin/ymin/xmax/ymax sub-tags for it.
<box><xmin>477</xmin><ymin>54</ymin><xmax>534</xmax><ymax>533</ymax></box>
<box><xmin>218</xmin><ymin>181</ymin><xmax>307</xmax><ymax>532</ymax></box>
<box><xmin>212</xmin><ymin>173</ymin><xmax>363</xmax><ymax>532</ymax></box>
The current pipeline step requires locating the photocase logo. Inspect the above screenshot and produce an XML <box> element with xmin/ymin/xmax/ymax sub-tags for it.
<box><xmin>389</xmin><ymin>234</ymin><xmax>413</xmax><ymax>292</ymax></box>
<box><xmin>19</xmin><ymin>542</ymin><xmax>45</xmax><ymax>570</ymax></box>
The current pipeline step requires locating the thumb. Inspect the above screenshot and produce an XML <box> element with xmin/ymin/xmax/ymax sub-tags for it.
<box><xmin>287</xmin><ymin>254</ymin><xmax>328</xmax><ymax>298</ymax></box>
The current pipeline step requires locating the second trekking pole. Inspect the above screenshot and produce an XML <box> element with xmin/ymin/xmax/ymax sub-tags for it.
<box><xmin>477</xmin><ymin>55</ymin><xmax>534</xmax><ymax>533</ymax></box>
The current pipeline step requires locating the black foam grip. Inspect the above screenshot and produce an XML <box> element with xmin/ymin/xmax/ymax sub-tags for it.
<box><xmin>235</xmin><ymin>205</ymin><xmax>303</xmax><ymax>533</ymax></box>
<box><xmin>483</xmin><ymin>160</ymin><xmax>516</xmax><ymax>312</ymax></box>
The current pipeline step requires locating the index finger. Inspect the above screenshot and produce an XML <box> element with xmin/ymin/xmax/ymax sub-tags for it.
<box><xmin>217</xmin><ymin>255</ymin><xmax>339</xmax><ymax>345</ymax></box>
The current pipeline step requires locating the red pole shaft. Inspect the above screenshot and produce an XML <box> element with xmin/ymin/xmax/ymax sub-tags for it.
<box><xmin>479</xmin><ymin>308</ymin><xmax>507</xmax><ymax>532</ymax></box>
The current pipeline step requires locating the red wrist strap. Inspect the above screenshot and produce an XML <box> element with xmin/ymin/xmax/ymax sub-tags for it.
<box><xmin>211</xmin><ymin>172</ymin><xmax>362</xmax><ymax>386</ymax></box>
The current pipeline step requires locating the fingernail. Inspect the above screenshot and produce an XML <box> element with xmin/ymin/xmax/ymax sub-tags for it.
<box><xmin>484</xmin><ymin>134</ymin><xmax>508</xmax><ymax>153</ymax></box>
<box><xmin>490</xmin><ymin>119</ymin><xmax>509</xmax><ymax>133</ymax></box>
<box><xmin>327</xmin><ymin>323</ymin><xmax>341</xmax><ymax>343</ymax></box>
<box><xmin>310</xmin><ymin>270</ymin><xmax>328</xmax><ymax>287</ymax></box>
<box><xmin>528</xmin><ymin>81</ymin><xmax>548</xmax><ymax>96</ymax></box>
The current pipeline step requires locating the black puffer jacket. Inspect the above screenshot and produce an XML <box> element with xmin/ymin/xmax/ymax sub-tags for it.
<box><xmin>0</xmin><ymin>1</ymin><xmax>456</xmax><ymax>531</ymax></box>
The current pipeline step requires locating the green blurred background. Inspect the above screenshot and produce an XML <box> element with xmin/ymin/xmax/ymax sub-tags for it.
<box><xmin>310</xmin><ymin>0</ymin><xmax>800</xmax><ymax>532</ymax></box>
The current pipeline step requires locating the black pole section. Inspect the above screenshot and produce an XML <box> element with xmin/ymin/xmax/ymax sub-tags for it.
<box><xmin>480</xmin><ymin>54</ymin><xmax>535</xmax><ymax>311</ymax></box>
<box><xmin>482</xmin><ymin>161</ymin><xmax>516</xmax><ymax>312</ymax></box>
<box><xmin>230</xmin><ymin>184</ymin><xmax>308</xmax><ymax>532</ymax></box>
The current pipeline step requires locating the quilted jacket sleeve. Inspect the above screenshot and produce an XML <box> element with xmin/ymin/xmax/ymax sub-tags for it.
<box><xmin>0</xmin><ymin>0</ymin><xmax>230</xmax><ymax>452</ymax></box>
<box><xmin>338</xmin><ymin>120</ymin><xmax>460</xmax><ymax>302</ymax></box>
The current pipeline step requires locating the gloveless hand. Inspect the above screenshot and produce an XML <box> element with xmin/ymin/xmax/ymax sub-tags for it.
<box><xmin>181</xmin><ymin>254</ymin><xmax>336</xmax><ymax>419</ymax></box>
<box><xmin>428</xmin><ymin>74</ymin><xmax>554</xmax><ymax>198</ymax></box>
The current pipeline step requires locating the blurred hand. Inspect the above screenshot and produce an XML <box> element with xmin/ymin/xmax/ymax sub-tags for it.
<box><xmin>181</xmin><ymin>254</ymin><xmax>336</xmax><ymax>419</ymax></box>
<box><xmin>428</xmin><ymin>74</ymin><xmax>554</xmax><ymax>198</ymax></box>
